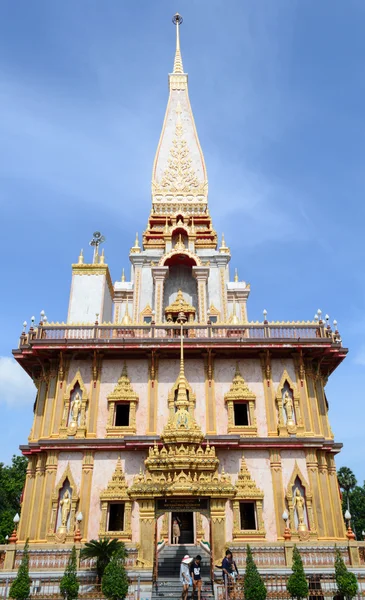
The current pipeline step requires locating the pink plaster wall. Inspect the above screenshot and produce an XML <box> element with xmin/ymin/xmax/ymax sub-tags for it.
<box><xmin>271</xmin><ymin>359</ymin><xmax>297</xmax><ymax>393</ymax></box>
<box><xmin>97</xmin><ymin>360</ymin><xmax>149</xmax><ymax>437</ymax></box>
<box><xmin>214</xmin><ymin>359</ymin><xmax>268</xmax><ymax>436</ymax></box>
<box><xmin>56</xmin><ymin>452</ymin><xmax>83</xmax><ymax>491</ymax></box>
<box><xmin>281</xmin><ymin>450</ymin><xmax>308</xmax><ymax>491</ymax></box>
<box><xmin>219</xmin><ymin>449</ymin><xmax>277</xmax><ymax>541</ymax></box>
<box><xmin>87</xmin><ymin>450</ymin><xmax>146</xmax><ymax>540</ymax></box>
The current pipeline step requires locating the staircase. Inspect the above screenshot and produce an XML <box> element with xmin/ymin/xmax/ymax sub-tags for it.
<box><xmin>152</xmin><ymin>544</ymin><xmax>214</xmax><ymax>600</ymax></box>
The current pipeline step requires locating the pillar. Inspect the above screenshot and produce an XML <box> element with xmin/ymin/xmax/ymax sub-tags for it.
<box><xmin>132</xmin><ymin>258</ymin><xmax>144</xmax><ymax>324</ymax></box>
<box><xmin>138</xmin><ymin>499</ymin><xmax>155</xmax><ymax>567</ymax></box>
<box><xmin>31</xmin><ymin>377</ymin><xmax>48</xmax><ymax>441</ymax></box>
<box><xmin>305</xmin><ymin>371</ymin><xmax>321</xmax><ymax>436</ymax></box>
<box><xmin>317</xmin><ymin>451</ymin><xmax>335</xmax><ymax>537</ymax></box>
<box><xmin>79</xmin><ymin>451</ymin><xmax>94</xmax><ymax>541</ymax></box>
<box><xmin>28</xmin><ymin>453</ymin><xmax>46</xmax><ymax>541</ymax></box>
<box><xmin>327</xmin><ymin>454</ymin><xmax>347</xmax><ymax>539</ymax></box>
<box><xmin>38</xmin><ymin>451</ymin><xmax>58</xmax><ymax>540</ymax></box>
<box><xmin>216</xmin><ymin>257</ymin><xmax>229</xmax><ymax>323</ymax></box>
<box><xmin>87</xmin><ymin>354</ymin><xmax>103</xmax><ymax>437</ymax></box>
<box><xmin>293</xmin><ymin>354</ymin><xmax>313</xmax><ymax>435</ymax></box>
<box><xmin>51</xmin><ymin>355</ymin><xmax>70</xmax><ymax>436</ymax></box>
<box><xmin>269</xmin><ymin>449</ymin><xmax>286</xmax><ymax>538</ymax></box>
<box><xmin>40</xmin><ymin>360</ymin><xmax>58</xmax><ymax>438</ymax></box>
<box><xmin>152</xmin><ymin>267</ymin><xmax>169</xmax><ymax>324</ymax></box>
<box><xmin>18</xmin><ymin>456</ymin><xmax>37</xmax><ymax>541</ymax></box>
<box><xmin>259</xmin><ymin>351</ymin><xmax>277</xmax><ymax>435</ymax></box>
<box><xmin>305</xmin><ymin>449</ymin><xmax>325</xmax><ymax>537</ymax></box>
<box><xmin>193</xmin><ymin>266</ymin><xmax>210</xmax><ymax>323</ymax></box>
<box><xmin>315</xmin><ymin>377</ymin><xmax>331</xmax><ymax>438</ymax></box>
<box><xmin>211</xmin><ymin>498</ymin><xmax>226</xmax><ymax>564</ymax></box>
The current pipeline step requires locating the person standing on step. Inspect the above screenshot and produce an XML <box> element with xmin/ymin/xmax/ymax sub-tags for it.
<box><xmin>173</xmin><ymin>517</ymin><xmax>181</xmax><ymax>544</ymax></box>
<box><xmin>190</xmin><ymin>554</ymin><xmax>202</xmax><ymax>600</ymax></box>
<box><xmin>222</xmin><ymin>550</ymin><xmax>239</xmax><ymax>599</ymax></box>
<box><xmin>180</xmin><ymin>555</ymin><xmax>192</xmax><ymax>600</ymax></box>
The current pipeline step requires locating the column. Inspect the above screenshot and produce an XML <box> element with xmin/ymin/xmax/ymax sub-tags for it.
<box><xmin>259</xmin><ymin>351</ymin><xmax>277</xmax><ymax>435</ymax></box>
<box><xmin>31</xmin><ymin>376</ymin><xmax>49</xmax><ymax>441</ymax></box>
<box><xmin>147</xmin><ymin>351</ymin><xmax>159</xmax><ymax>434</ymax></box>
<box><xmin>87</xmin><ymin>354</ymin><xmax>103</xmax><ymax>437</ymax></box>
<box><xmin>132</xmin><ymin>257</ymin><xmax>144</xmax><ymax>324</ymax></box>
<box><xmin>269</xmin><ymin>449</ymin><xmax>286</xmax><ymax>538</ymax></box>
<box><xmin>152</xmin><ymin>267</ymin><xmax>169</xmax><ymax>324</ymax></box>
<box><xmin>138</xmin><ymin>499</ymin><xmax>155</xmax><ymax>567</ymax></box>
<box><xmin>51</xmin><ymin>354</ymin><xmax>70</xmax><ymax>436</ymax></box>
<box><xmin>40</xmin><ymin>360</ymin><xmax>58</xmax><ymax>439</ymax></box>
<box><xmin>38</xmin><ymin>451</ymin><xmax>58</xmax><ymax>540</ymax></box>
<box><xmin>79</xmin><ymin>451</ymin><xmax>94</xmax><ymax>541</ymax></box>
<box><xmin>305</xmin><ymin>371</ymin><xmax>321</xmax><ymax>436</ymax></box>
<box><xmin>28</xmin><ymin>453</ymin><xmax>46</xmax><ymax>541</ymax></box>
<box><xmin>327</xmin><ymin>454</ymin><xmax>347</xmax><ymax>539</ymax></box>
<box><xmin>216</xmin><ymin>257</ymin><xmax>228</xmax><ymax>322</ymax></box>
<box><xmin>315</xmin><ymin>377</ymin><xmax>331</xmax><ymax>438</ymax></box>
<box><xmin>18</xmin><ymin>456</ymin><xmax>37</xmax><ymax>541</ymax></box>
<box><xmin>211</xmin><ymin>498</ymin><xmax>226</xmax><ymax>564</ymax></box>
<box><xmin>305</xmin><ymin>449</ymin><xmax>325</xmax><ymax>537</ymax></box>
<box><xmin>293</xmin><ymin>354</ymin><xmax>313</xmax><ymax>435</ymax></box>
<box><xmin>193</xmin><ymin>266</ymin><xmax>210</xmax><ymax>323</ymax></box>
<box><xmin>317</xmin><ymin>451</ymin><xmax>335</xmax><ymax>538</ymax></box>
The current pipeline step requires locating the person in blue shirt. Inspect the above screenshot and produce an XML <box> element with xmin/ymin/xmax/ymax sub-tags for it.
<box><xmin>189</xmin><ymin>554</ymin><xmax>202</xmax><ymax>600</ymax></box>
<box><xmin>222</xmin><ymin>550</ymin><xmax>239</xmax><ymax>596</ymax></box>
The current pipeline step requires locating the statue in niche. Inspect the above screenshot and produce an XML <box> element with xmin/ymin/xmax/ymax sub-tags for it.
<box><xmin>283</xmin><ymin>391</ymin><xmax>295</xmax><ymax>427</ymax></box>
<box><xmin>58</xmin><ymin>490</ymin><xmax>71</xmax><ymax>533</ymax></box>
<box><xmin>70</xmin><ymin>392</ymin><xmax>82</xmax><ymax>423</ymax></box>
<box><xmin>293</xmin><ymin>488</ymin><xmax>306</xmax><ymax>530</ymax></box>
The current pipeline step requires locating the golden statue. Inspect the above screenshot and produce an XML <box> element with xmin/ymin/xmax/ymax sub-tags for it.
<box><xmin>59</xmin><ymin>490</ymin><xmax>71</xmax><ymax>531</ymax></box>
<box><xmin>283</xmin><ymin>391</ymin><xmax>294</xmax><ymax>425</ymax></box>
<box><xmin>70</xmin><ymin>393</ymin><xmax>82</xmax><ymax>423</ymax></box>
<box><xmin>293</xmin><ymin>488</ymin><xmax>306</xmax><ymax>527</ymax></box>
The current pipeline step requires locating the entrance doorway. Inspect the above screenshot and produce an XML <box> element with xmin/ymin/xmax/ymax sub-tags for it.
<box><xmin>171</xmin><ymin>512</ymin><xmax>194</xmax><ymax>544</ymax></box>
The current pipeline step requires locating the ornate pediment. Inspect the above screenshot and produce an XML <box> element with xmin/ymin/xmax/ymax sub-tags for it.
<box><xmin>107</xmin><ymin>364</ymin><xmax>138</xmax><ymax>403</ymax></box>
<box><xmin>235</xmin><ymin>456</ymin><xmax>263</xmax><ymax>500</ymax></box>
<box><xmin>100</xmin><ymin>458</ymin><xmax>129</xmax><ymax>501</ymax></box>
<box><xmin>224</xmin><ymin>364</ymin><xmax>256</xmax><ymax>403</ymax></box>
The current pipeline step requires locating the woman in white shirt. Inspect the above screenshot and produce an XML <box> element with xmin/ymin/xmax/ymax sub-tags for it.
<box><xmin>180</xmin><ymin>555</ymin><xmax>192</xmax><ymax>600</ymax></box>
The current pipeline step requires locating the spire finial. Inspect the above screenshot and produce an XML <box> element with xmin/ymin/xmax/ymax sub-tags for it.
<box><xmin>172</xmin><ymin>13</ymin><xmax>184</xmax><ymax>74</ymax></box>
<box><xmin>234</xmin><ymin>268</ymin><xmax>238</xmax><ymax>283</ymax></box>
<box><xmin>78</xmin><ymin>249</ymin><xmax>84</xmax><ymax>265</ymax></box>
<box><xmin>121</xmin><ymin>268</ymin><xmax>125</xmax><ymax>282</ymax></box>
<box><xmin>176</xmin><ymin>311</ymin><xmax>189</xmax><ymax>408</ymax></box>
<box><xmin>131</xmin><ymin>232</ymin><xmax>141</xmax><ymax>254</ymax></box>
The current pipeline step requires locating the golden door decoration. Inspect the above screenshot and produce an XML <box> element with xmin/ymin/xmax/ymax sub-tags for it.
<box><xmin>106</xmin><ymin>364</ymin><xmax>139</xmax><ymax>436</ymax></box>
<box><xmin>232</xmin><ymin>455</ymin><xmax>265</xmax><ymax>540</ymax></box>
<box><xmin>224</xmin><ymin>364</ymin><xmax>257</xmax><ymax>436</ymax></box>
<box><xmin>59</xmin><ymin>370</ymin><xmax>89</xmax><ymax>438</ymax></box>
<box><xmin>99</xmin><ymin>458</ymin><xmax>132</xmax><ymax>541</ymax></box>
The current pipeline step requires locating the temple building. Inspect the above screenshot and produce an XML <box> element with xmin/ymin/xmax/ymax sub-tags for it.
<box><xmin>5</xmin><ymin>12</ymin><xmax>364</xmax><ymax>591</ymax></box>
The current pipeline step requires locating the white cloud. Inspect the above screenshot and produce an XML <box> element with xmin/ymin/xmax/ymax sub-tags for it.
<box><xmin>0</xmin><ymin>356</ymin><xmax>36</xmax><ymax>407</ymax></box>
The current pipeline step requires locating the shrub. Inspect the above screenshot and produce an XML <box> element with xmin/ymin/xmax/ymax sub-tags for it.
<box><xmin>9</xmin><ymin>539</ymin><xmax>31</xmax><ymax>600</ymax></box>
<box><xmin>335</xmin><ymin>548</ymin><xmax>358</xmax><ymax>600</ymax></box>
<box><xmin>60</xmin><ymin>545</ymin><xmax>79</xmax><ymax>600</ymax></box>
<box><xmin>102</xmin><ymin>551</ymin><xmax>129</xmax><ymax>600</ymax></box>
<box><xmin>287</xmin><ymin>546</ymin><xmax>308</xmax><ymax>599</ymax></box>
<box><xmin>243</xmin><ymin>545</ymin><xmax>267</xmax><ymax>600</ymax></box>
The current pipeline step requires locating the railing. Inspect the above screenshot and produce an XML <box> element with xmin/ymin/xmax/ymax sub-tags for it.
<box><xmin>19</xmin><ymin>322</ymin><xmax>342</xmax><ymax>346</ymax></box>
<box><xmin>0</xmin><ymin>576</ymin><xmax>141</xmax><ymax>599</ymax></box>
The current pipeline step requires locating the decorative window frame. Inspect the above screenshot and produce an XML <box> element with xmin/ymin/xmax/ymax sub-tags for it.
<box><xmin>106</xmin><ymin>364</ymin><xmax>139</xmax><ymax>437</ymax></box>
<box><xmin>99</xmin><ymin>458</ymin><xmax>132</xmax><ymax>541</ymax></box>
<box><xmin>225</xmin><ymin>364</ymin><xmax>257</xmax><ymax>435</ymax></box>
<box><xmin>208</xmin><ymin>304</ymin><xmax>220</xmax><ymax>324</ymax></box>
<box><xmin>275</xmin><ymin>370</ymin><xmax>304</xmax><ymax>436</ymax></box>
<box><xmin>48</xmin><ymin>464</ymin><xmax>79</xmax><ymax>544</ymax></box>
<box><xmin>285</xmin><ymin>462</ymin><xmax>317</xmax><ymax>540</ymax></box>
<box><xmin>140</xmin><ymin>304</ymin><xmax>153</xmax><ymax>324</ymax></box>
<box><xmin>232</xmin><ymin>456</ymin><xmax>265</xmax><ymax>540</ymax></box>
<box><xmin>59</xmin><ymin>370</ymin><xmax>88</xmax><ymax>438</ymax></box>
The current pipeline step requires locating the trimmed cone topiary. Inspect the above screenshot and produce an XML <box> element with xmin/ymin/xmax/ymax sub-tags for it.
<box><xmin>60</xmin><ymin>545</ymin><xmax>79</xmax><ymax>600</ymax></box>
<box><xmin>101</xmin><ymin>551</ymin><xmax>129</xmax><ymax>600</ymax></box>
<box><xmin>335</xmin><ymin>548</ymin><xmax>358</xmax><ymax>600</ymax></box>
<box><xmin>9</xmin><ymin>539</ymin><xmax>31</xmax><ymax>600</ymax></box>
<box><xmin>243</xmin><ymin>545</ymin><xmax>267</xmax><ymax>600</ymax></box>
<box><xmin>287</xmin><ymin>546</ymin><xmax>308</xmax><ymax>599</ymax></box>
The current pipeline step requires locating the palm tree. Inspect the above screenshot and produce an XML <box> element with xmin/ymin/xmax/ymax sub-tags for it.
<box><xmin>337</xmin><ymin>467</ymin><xmax>357</xmax><ymax>511</ymax></box>
<box><xmin>79</xmin><ymin>538</ymin><xmax>126</xmax><ymax>581</ymax></box>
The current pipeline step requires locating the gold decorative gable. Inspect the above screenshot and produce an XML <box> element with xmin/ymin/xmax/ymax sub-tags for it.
<box><xmin>107</xmin><ymin>364</ymin><xmax>139</xmax><ymax>403</ymax></box>
<box><xmin>225</xmin><ymin>364</ymin><xmax>257</xmax><ymax>435</ymax></box>
<box><xmin>99</xmin><ymin>458</ymin><xmax>132</xmax><ymax>540</ymax></box>
<box><xmin>106</xmin><ymin>364</ymin><xmax>139</xmax><ymax>436</ymax></box>
<box><xmin>165</xmin><ymin>289</ymin><xmax>196</xmax><ymax>319</ymax></box>
<box><xmin>232</xmin><ymin>456</ymin><xmax>265</xmax><ymax>539</ymax></box>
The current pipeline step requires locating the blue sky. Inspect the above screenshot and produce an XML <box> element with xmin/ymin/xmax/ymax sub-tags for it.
<box><xmin>1</xmin><ymin>1</ymin><xmax>365</xmax><ymax>482</ymax></box>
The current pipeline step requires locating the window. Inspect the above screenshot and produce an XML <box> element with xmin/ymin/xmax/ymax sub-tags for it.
<box><xmin>234</xmin><ymin>403</ymin><xmax>249</xmax><ymax>426</ymax></box>
<box><xmin>210</xmin><ymin>316</ymin><xmax>217</xmax><ymax>324</ymax></box>
<box><xmin>108</xmin><ymin>503</ymin><xmax>125</xmax><ymax>531</ymax></box>
<box><xmin>240</xmin><ymin>502</ymin><xmax>257</xmax><ymax>530</ymax></box>
<box><xmin>143</xmin><ymin>316</ymin><xmax>152</xmax><ymax>324</ymax></box>
<box><xmin>115</xmin><ymin>404</ymin><xmax>130</xmax><ymax>427</ymax></box>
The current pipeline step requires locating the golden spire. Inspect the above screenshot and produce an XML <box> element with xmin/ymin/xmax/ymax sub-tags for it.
<box><xmin>234</xmin><ymin>268</ymin><xmax>238</xmax><ymax>283</ymax></box>
<box><xmin>172</xmin><ymin>13</ymin><xmax>184</xmax><ymax>74</ymax></box>
<box><xmin>121</xmin><ymin>268</ymin><xmax>125</xmax><ymax>282</ymax></box>
<box><xmin>219</xmin><ymin>233</ymin><xmax>230</xmax><ymax>254</ymax></box>
<box><xmin>130</xmin><ymin>232</ymin><xmax>141</xmax><ymax>254</ymax></box>
<box><xmin>176</xmin><ymin>314</ymin><xmax>189</xmax><ymax>410</ymax></box>
<box><xmin>99</xmin><ymin>249</ymin><xmax>105</xmax><ymax>264</ymax></box>
<box><xmin>231</xmin><ymin>300</ymin><xmax>239</xmax><ymax>325</ymax></box>
<box><xmin>122</xmin><ymin>302</ymin><xmax>131</xmax><ymax>325</ymax></box>
<box><xmin>78</xmin><ymin>249</ymin><xmax>84</xmax><ymax>265</ymax></box>
<box><xmin>164</xmin><ymin>217</ymin><xmax>170</xmax><ymax>235</ymax></box>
